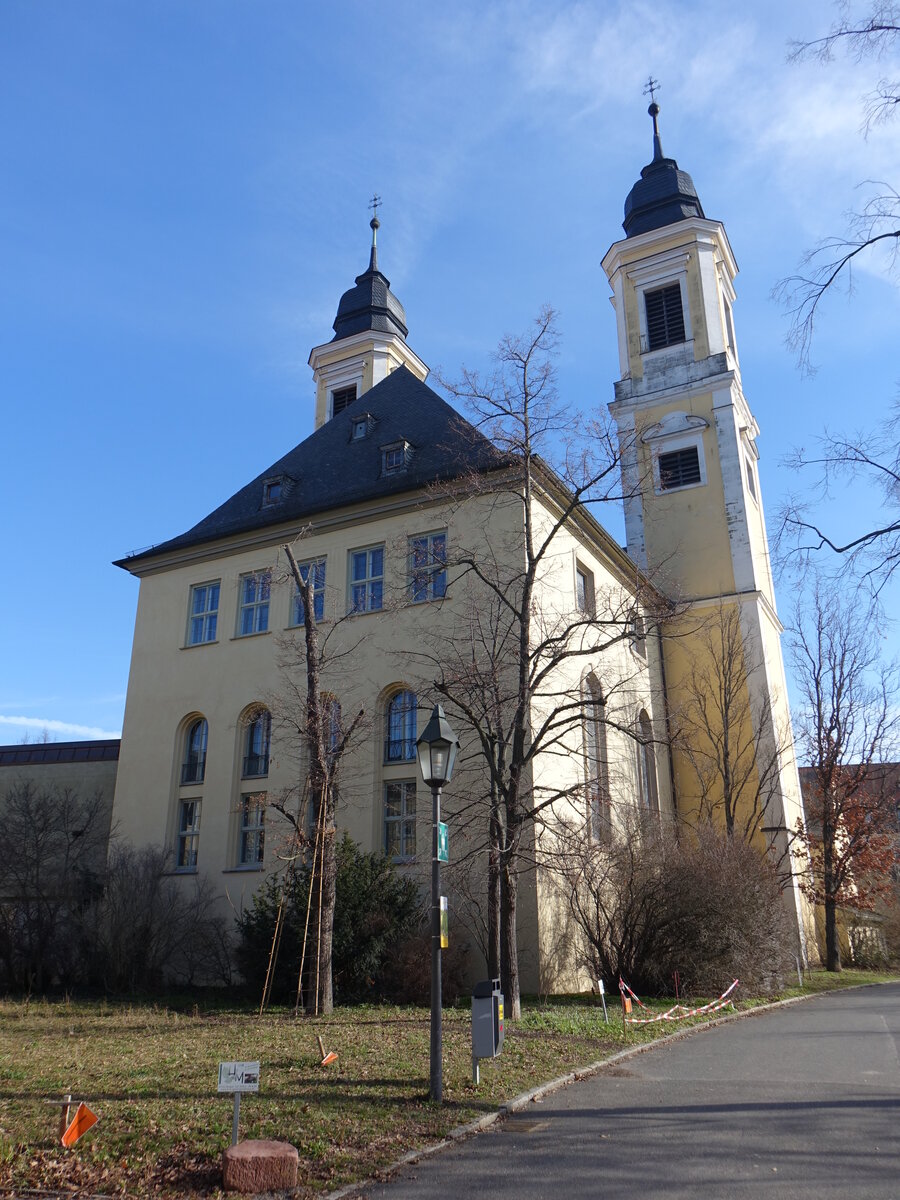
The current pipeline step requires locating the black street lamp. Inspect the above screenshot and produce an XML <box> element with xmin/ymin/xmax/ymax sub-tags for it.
<box><xmin>416</xmin><ymin>703</ymin><xmax>459</xmax><ymax>1103</ymax></box>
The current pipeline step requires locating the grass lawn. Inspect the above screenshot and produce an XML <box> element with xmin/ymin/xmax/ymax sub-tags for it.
<box><xmin>0</xmin><ymin>969</ymin><xmax>896</xmax><ymax>1198</ymax></box>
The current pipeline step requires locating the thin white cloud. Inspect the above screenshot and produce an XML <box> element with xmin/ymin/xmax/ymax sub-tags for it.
<box><xmin>0</xmin><ymin>716</ymin><xmax>122</xmax><ymax>740</ymax></box>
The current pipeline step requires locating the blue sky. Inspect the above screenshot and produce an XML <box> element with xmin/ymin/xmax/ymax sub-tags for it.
<box><xmin>1</xmin><ymin>0</ymin><xmax>898</xmax><ymax>743</ymax></box>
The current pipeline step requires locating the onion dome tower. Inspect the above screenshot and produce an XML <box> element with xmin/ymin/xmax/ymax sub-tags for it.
<box><xmin>602</xmin><ymin>91</ymin><xmax>814</xmax><ymax>962</ymax></box>
<box><xmin>308</xmin><ymin>205</ymin><xmax>428</xmax><ymax>430</ymax></box>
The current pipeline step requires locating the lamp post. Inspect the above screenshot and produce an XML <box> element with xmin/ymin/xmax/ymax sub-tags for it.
<box><xmin>416</xmin><ymin>703</ymin><xmax>459</xmax><ymax>1104</ymax></box>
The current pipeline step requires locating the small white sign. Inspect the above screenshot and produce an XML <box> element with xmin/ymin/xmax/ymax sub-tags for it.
<box><xmin>598</xmin><ymin>980</ymin><xmax>605</xmax><ymax>995</ymax></box>
<box><xmin>218</xmin><ymin>1061</ymin><xmax>260</xmax><ymax>1093</ymax></box>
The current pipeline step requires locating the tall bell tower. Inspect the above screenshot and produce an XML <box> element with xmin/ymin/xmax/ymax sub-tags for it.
<box><xmin>603</xmin><ymin>96</ymin><xmax>814</xmax><ymax>959</ymax></box>
<box><xmin>308</xmin><ymin>208</ymin><xmax>428</xmax><ymax>431</ymax></box>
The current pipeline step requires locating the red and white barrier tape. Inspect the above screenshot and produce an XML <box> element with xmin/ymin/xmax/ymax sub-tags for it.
<box><xmin>620</xmin><ymin>978</ymin><xmax>740</xmax><ymax>1024</ymax></box>
<box><xmin>618</xmin><ymin>976</ymin><xmax>648</xmax><ymax>1008</ymax></box>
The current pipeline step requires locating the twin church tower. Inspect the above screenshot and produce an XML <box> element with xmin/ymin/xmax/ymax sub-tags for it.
<box><xmin>111</xmin><ymin>97</ymin><xmax>814</xmax><ymax>975</ymax></box>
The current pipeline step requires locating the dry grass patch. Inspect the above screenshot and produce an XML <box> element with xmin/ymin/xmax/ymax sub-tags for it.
<box><xmin>1</xmin><ymin>970</ymin><xmax>895</xmax><ymax>1197</ymax></box>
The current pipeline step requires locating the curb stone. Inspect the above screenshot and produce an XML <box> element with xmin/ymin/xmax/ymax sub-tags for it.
<box><xmin>323</xmin><ymin>983</ymin><xmax>886</xmax><ymax>1200</ymax></box>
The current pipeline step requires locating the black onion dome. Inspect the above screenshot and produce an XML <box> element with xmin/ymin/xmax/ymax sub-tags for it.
<box><xmin>623</xmin><ymin>101</ymin><xmax>705</xmax><ymax>238</ymax></box>
<box><xmin>332</xmin><ymin>218</ymin><xmax>409</xmax><ymax>341</ymax></box>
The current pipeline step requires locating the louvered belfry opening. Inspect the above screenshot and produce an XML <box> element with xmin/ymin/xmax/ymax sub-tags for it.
<box><xmin>644</xmin><ymin>283</ymin><xmax>685</xmax><ymax>351</ymax></box>
<box><xmin>658</xmin><ymin>445</ymin><xmax>701</xmax><ymax>490</ymax></box>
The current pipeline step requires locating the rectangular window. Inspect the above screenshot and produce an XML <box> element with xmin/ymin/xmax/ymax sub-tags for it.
<box><xmin>631</xmin><ymin>614</ymin><xmax>647</xmax><ymax>658</ymax></box>
<box><xmin>724</xmin><ymin>301</ymin><xmax>736</xmax><ymax>351</ymax></box>
<box><xmin>352</xmin><ymin>418</ymin><xmax>368</xmax><ymax>440</ymax></box>
<box><xmin>290</xmin><ymin>559</ymin><xmax>326</xmax><ymax>626</ymax></box>
<box><xmin>645</xmin><ymin>283</ymin><xmax>686</xmax><ymax>351</ymax></box>
<box><xmin>575</xmin><ymin>564</ymin><xmax>595</xmax><ymax>615</ymax></box>
<box><xmin>745</xmin><ymin>455</ymin><xmax>758</xmax><ymax>501</ymax></box>
<box><xmin>409</xmin><ymin>532</ymin><xmax>447</xmax><ymax>603</ymax></box>
<box><xmin>176</xmin><ymin>799</ymin><xmax>201</xmax><ymax>869</ymax></box>
<box><xmin>262</xmin><ymin>478</ymin><xmax>282</xmax><ymax>506</ymax></box>
<box><xmin>239</xmin><ymin>792</ymin><xmax>266</xmax><ymax>866</ymax></box>
<box><xmin>188</xmin><ymin>581</ymin><xmax>220</xmax><ymax>645</ymax></box>
<box><xmin>238</xmin><ymin>571</ymin><xmax>271</xmax><ymax>636</ymax></box>
<box><xmin>658</xmin><ymin>446</ymin><xmax>702</xmax><ymax>491</ymax></box>
<box><xmin>349</xmin><ymin>545</ymin><xmax>384</xmax><ymax>613</ymax></box>
<box><xmin>384</xmin><ymin>780</ymin><xmax>416</xmax><ymax>860</ymax></box>
<box><xmin>332</xmin><ymin>385</ymin><xmax>357</xmax><ymax>416</ymax></box>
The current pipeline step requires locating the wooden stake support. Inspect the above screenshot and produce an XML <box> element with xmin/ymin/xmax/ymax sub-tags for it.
<box><xmin>44</xmin><ymin>1094</ymin><xmax>74</xmax><ymax>1141</ymax></box>
<box><xmin>316</xmin><ymin>1035</ymin><xmax>337</xmax><ymax>1066</ymax></box>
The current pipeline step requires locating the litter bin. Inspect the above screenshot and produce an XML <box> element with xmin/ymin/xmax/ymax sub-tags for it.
<box><xmin>471</xmin><ymin>978</ymin><xmax>504</xmax><ymax>1083</ymax></box>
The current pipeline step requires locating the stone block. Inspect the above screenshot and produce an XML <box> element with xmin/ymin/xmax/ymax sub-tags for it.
<box><xmin>222</xmin><ymin>1138</ymin><xmax>299</xmax><ymax>1193</ymax></box>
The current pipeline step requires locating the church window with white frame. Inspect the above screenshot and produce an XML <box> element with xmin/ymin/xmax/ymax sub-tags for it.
<box><xmin>349</xmin><ymin>545</ymin><xmax>384</xmax><ymax>613</ymax></box>
<box><xmin>644</xmin><ymin>282</ymin><xmax>686</xmax><ymax>351</ymax></box>
<box><xmin>176</xmin><ymin>799</ymin><xmax>201</xmax><ymax>869</ymax></box>
<box><xmin>238</xmin><ymin>792</ymin><xmax>266</xmax><ymax>866</ymax></box>
<box><xmin>237</xmin><ymin>570</ymin><xmax>271</xmax><ymax>636</ymax></box>
<box><xmin>187</xmin><ymin>581</ymin><xmax>219</xmax><ymax>645</ymax></box>
<box><xmin>408</xmin><ymin>532</ymin><xmax>447</xmax><ymax>602</ymax></box>
<box><xmin>658</xmin><ymin>445</ymin><xmax>702</xmax><ymax>491</ymax></box>
<box><xmin>384</xmin><ymin>780</ymin><xmax>416</xmax><ymax>860</ymax></box>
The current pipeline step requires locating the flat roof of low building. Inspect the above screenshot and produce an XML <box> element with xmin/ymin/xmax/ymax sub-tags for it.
<box><xmin>0</xmin><ymin>739</ymin><xmax>121</xmax><ymax>767</ymax></box>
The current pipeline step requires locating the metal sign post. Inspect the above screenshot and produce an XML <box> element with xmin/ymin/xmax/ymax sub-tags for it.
<box><xmin>217</xmin><ymin>1061</ymin><xmax>260</xmax><ymax>1146</ymax></box>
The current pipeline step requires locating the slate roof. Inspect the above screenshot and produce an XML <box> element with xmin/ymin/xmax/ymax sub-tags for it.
<box><xmin>332</xmin><ymin>237</ymin><xmax>409</xmax><ymax>341</ymax></box>
<box><xmin>116</xmin><ymin>367</ymin><xmax>508</xmax><ymax>568</ymax></box>
<box><xmin>623</xmin><ymin>103</ymin><xmax>705</xmax><ymax>238</ymax></box>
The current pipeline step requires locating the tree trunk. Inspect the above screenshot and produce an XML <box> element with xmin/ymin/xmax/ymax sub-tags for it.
<box><xmin>824</xmin><ymin>896</ymin><xmax>841</xmax><ymax>972</ymax></box>
<box><xmin>317</xmin><ymin>826</ymin><xmax>337</xmax><ymax>1012</ymax></box>
<box><xmin>823</xmin><ymin>816</ymin><xmax>841</xmax><ymax>972</ymax></box>
<box><xmin>487</xmin><ymin>802</ymin><xmax>501</xmax><ymax>979</ymax></box>
<box><xmin>501</xmin><ymin>861</ymin><xmax>520</xmax><ymax>1019</ymax></box>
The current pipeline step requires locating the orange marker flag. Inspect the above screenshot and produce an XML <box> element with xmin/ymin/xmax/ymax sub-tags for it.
<box><xmin>61</xmin><ymin>1102</ymin><xmax>99</xmax><ymax>1147</ymax></box>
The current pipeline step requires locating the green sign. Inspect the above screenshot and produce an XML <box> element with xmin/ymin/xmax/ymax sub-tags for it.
<box><xmin>440</xmin><ymin>896</ymin><xmax>449</xmax><ymax>948</ymax></box>
<box><xmin>437</xmin><ymin>821</ymin><xmax>449</xmax><ymax>863</ymax></box>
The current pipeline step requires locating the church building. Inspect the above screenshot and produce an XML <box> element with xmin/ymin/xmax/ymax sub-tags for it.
<box><xmin>110</xmin><ymin>104</ymin><xmax>814</xmax><ymax>989</ymax></box>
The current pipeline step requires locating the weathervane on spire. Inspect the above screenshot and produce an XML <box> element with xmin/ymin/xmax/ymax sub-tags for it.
<box><xmin>642</xmin><ymin>77</ymin><xmax>664</xmax><ymax>161</ymax></box>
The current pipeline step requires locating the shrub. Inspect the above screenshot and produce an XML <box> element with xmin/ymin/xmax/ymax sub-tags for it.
<box><xmin>78</xmin><ymin>844</ymin><xmax>232</xmax><ymax>992</ymax></box>
<box><xmin>560</xmin><ymin>814</ymin><xmax>794</xmax><ymax>997</ymax></box>
<box><xmin>381</xmin><ymin>926</ymin><xmax>471</xmax><ymax>1006</ymax></box>
<box><xmin>236</xmin><ymin>834</ymin><xmax>422</xmax><ymax>1004</ymax></box>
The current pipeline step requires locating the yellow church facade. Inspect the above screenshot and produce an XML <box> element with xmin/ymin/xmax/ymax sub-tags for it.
<box><xmin>110</xmin><ymin>106</ymin><xmax>814</xmax><ymax>990</ymax></box>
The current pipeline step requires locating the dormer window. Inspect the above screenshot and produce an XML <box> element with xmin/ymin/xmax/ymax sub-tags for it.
<box><xmin>332</xmin><ymin>385</ymin><xmax>357</xmax><ymax>417</ymax></box>
<box><xmin>382</xmin><ymin>440</ymin><xmax>411</xmax><ymax>475</ymax></box>
<box><xmin>351</xmin><ymin>413</ymin><xmax>374</xmax><ymax>441</ymax></box>
<box><xmin>262</xmin><ymin>478</ymin><xmax>283</xmax><ymax>507</ymax></box>
<box><xmin>645</xmin><ymin>283</ymin><xmax>685</xmax><ymax>351</ymax></box>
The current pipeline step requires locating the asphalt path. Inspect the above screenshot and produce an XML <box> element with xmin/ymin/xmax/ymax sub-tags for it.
<box><xmin>362</xmin><ymin>983</ymin><xmax>900</xmax><ymax>1200</ymax></box>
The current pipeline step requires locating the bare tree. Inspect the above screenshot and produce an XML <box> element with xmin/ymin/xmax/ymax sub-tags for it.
<box><xmin>777</xmin><ymin>416</ymin><xmax>900</xmax><ymax>593</ymax></box>
<box><xmin>776</xmin><ymin>3</ymin><xmax>900</xmax><ymax>372</ymax></box>
<box><xmin>790</xmin><ymin>578</ymin><xmax>900</xmax><ymax>970</ymax></box>
<box><xmin>675</xmin><ymin>603</ymin><xmax>793</xmax><ymax>849</ymax></box>
<box><xmin>422</xmin><ymin>307</ymin><xmax>669</xmax><ymax>1018</ymax></box>
<box><xmin>0</xmin><ymin>783</ymin><xmax>109</xmax><ymax>992</ymax></box>
<box><xmin>268</xmin><ymin>543</ymin><xmax>365</xmax><ymax>1015</ymax></box>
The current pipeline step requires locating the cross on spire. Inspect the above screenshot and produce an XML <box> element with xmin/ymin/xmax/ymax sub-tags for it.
<box><xmin>368</xmin><ymin>194</ymin><xmax>382</xmax><ymax>220</ymax></box>
<box><xmin>642</xmin><ymin>78</ymin><xmax>664</xmax><ymax>161</ymax></box>
<box><xmin>643</xmin><ymin>76</ymin><xmax>660</xmax><ymax>105</ymax></box>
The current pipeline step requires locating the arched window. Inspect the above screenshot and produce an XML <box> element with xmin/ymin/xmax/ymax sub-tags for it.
<box><xmin>637</xmin><ymin>710</ymin><xmax>659</xmax><ymax>815</ymax></box>
<box><xmin>181</xmin><ymin>718</ymin><xmax>208</xmax><ymax>785</ymax></box>
<box><xmin>583</xmin><ymin>676</ymin><xmax>609</xmax><ymax>839</ymax></box>
<box><xmin>242</xmin><ymin>709</ymin><xmax>271</xmax><ymax>778</ymax></box>
<box><xmin>384</xmin><ymin>690</ymin><xmax>417</xmax><ymax>763</ymax></box>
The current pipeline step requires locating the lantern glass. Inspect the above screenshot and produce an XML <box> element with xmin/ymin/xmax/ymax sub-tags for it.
<box><xmin>416</xmin><ymin>705</ymin><xmax>459</xmax><ymax>788</ymax></box>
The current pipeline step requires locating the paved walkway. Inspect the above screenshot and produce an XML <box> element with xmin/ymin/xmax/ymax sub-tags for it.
<box><xmin>363</xmin><ymin>983</ymin><xmax>900</xmax><ymax>1199</ymax></box>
